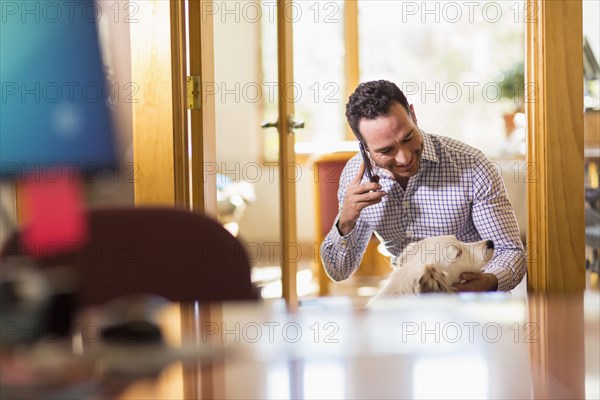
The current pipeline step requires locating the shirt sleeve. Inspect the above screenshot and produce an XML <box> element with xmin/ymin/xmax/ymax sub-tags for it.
<box><xmin>471</xmin><ymin>156</ymin><xmax>527</xmax><ymax>291</ymax></box>
<box><xmin>320</xmin><ymin>159</ymin><xmax>374</xmax><ymax>282</ymax></box>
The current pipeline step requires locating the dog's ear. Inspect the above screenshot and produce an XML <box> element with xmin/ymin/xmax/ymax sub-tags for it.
<box><xmin>418</xmin><ymin>264</ymin><xmax>453</xmax><ymax>293</ymax></box>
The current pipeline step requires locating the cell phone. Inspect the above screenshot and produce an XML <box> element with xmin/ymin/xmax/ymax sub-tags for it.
<box><xmin>358</xmin><ymin>142</ymin><xmax>379</xmax><ymax>183</ymax></box>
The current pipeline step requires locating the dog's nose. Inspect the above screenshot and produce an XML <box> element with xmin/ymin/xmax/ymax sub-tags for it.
<box><xmin>486</xmin><ymin>240</ymin><xmax>494</xmax><ymax>249</ymax></box>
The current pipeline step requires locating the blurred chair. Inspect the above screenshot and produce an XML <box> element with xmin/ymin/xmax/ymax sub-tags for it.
<box><xmin>1</xmin><ymin>207</ymin><xmax>256</xmax><ymax>399</ymax></box>
<box><xmin>312</xmin><ymin>152</ymin><xmax>391</xmax><ymax>296</ymax></box>
<box><xmin>2</xmin><ymin>207</ymin><xmax>257</xmax><ymax>310</ymax></box>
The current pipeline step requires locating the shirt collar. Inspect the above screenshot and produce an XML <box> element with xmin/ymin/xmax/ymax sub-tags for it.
<box><xmin>421</xmin><ymin>131</ymin><xmax>439</xmax><ymax>163</ymax></box>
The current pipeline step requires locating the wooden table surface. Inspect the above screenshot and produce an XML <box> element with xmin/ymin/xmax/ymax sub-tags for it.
<box><xmin>117</xmin><ymin>292</ymin><xmax>599</xmax><ymax>399</ymax></box>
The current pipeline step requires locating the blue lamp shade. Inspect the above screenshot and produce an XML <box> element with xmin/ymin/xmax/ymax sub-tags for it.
<box><xmin>0</xmin><ymin>0</ymin><xmax>116</xmax><ymax>178</ymax></box>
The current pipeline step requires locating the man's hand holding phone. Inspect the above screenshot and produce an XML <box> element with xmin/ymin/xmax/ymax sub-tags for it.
<box><xmin>337</xmin><ymin>161</ymin><xmax>386</xmax><ymax>236</ymax></box>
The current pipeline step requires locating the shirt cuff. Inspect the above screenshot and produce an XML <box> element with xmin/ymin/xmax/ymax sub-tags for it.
<box><xmin>484</xmin><ymin>264</ymin><xmax>512</xmax><ymax>291</ymax></box>
<box><xmin>332</xmin><ymin>214</ymin><xmax>359</xmax><ymax>248</ymax></box>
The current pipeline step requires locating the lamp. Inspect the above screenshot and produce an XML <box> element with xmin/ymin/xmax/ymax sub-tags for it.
<box><xmin>1</xmin><ymin>0</ymin><xmax>116</xmax><ymax>172</ymax></box>
<box><xmin>0</xmin><ymin>0</ymin><xmax>117</xmax><ymax>255</ymax></box>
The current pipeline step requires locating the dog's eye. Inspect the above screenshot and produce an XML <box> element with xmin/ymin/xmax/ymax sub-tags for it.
<box><xmin>445</xmin><ymin>245</ymin><xmax>463</xmax><ymax>261</ymax></box>
<box><xmin>446</xmin><ymin>246</ymin><xmax>462</xmax><ymax>260</ymax></box>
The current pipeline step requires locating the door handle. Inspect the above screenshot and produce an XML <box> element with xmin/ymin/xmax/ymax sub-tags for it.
<box><xmin>261</xmin><ymin>116</ymin><xmax>305</xmax><ymax>135</ymax></box>
<box><xmin>261</xmin><ymin>121</ymin><xmax>278</xmax><ymax>129</ymax></box>
<box><xmin>287</xmin><ymin>115</ymin><xmax>304</xmax><ymax>135</ymax></box>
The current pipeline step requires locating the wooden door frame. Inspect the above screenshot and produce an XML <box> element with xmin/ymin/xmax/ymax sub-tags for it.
<box><xmin>526</xmin><ymin>0</ymin><xmax>585</xmax><ymax>292</ymax></box>
<box><xmin>526</xmin><ymin>1</ymin><xmax>586</xmax><ymax>398</ymax></box>
<box><xmin>130</xmin><ymin>0</ymin><xmax>216</xmax><ymax>214</ymax></box>
<box><xmin>170</xmin><ymin>0</ymin><xmax>191</xmax><ymax>208</ymax></box>
<box><xmin>130</xmin><ymin>1</ymin><xmax>180</xmax><ymax>206</ymax></box>
<box><xmin>277</xmin><ymin>0</ymin><xmax>299</xmax><ymax>311</ymax></box>
<box><xmin>188</xmin><ymin>0</ymin><xmax>217</xmax><ymax>216</ymax></box>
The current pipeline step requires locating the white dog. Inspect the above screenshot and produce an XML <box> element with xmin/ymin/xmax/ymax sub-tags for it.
<box><xmin>369</xmin><ymin>235</ymin><xmax>494</xmax><ymax>303</ymax></box>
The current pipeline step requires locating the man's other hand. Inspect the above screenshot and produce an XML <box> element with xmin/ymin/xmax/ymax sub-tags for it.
<box><xmin>453</xmin><ymin>272</ymin><xmax>498</xmax><ymax>292</ymax></box>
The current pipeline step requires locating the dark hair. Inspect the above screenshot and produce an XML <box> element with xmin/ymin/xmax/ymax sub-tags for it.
<box><xmin>345</xmin><ymin>80</ymin><xmax>410</xmax><ymax>142</ymax></box>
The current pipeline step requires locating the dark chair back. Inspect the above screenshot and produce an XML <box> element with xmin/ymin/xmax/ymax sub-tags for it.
<box><xmin>2</xmin><ymin>207</ymin><xmax>257</xmax><ymax>307</ymax></box>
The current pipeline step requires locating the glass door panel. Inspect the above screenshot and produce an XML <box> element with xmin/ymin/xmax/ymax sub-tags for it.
<box><xmin>211</xmin><ymin>1</ymin><xmax>291</xmax><ymax>300</ymax></box>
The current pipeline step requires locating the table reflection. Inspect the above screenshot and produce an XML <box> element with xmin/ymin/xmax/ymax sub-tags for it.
<box><xmin>115</xmin><ymin>292</ymin><xmax>598</xmax><ymax>400</ymax></box>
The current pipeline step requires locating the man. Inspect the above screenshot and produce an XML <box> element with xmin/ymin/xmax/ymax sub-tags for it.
<box><xmin>320</xmin><ymin>80</ymin><xmax>526</xmax><ymax>291</ymax></box>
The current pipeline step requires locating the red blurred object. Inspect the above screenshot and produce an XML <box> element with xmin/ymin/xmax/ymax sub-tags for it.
<box><xmin>19</xmin><ymin>173</ymin><xmax>88</xmax><ymax>259</ymax></box>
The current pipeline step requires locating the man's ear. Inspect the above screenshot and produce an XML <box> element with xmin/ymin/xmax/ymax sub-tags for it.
<box><xmin>409</xmin><ymin>104</ymin><xmax>417</xmax><ymax>124</ymax></box>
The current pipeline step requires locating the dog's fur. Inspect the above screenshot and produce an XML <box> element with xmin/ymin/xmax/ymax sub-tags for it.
<box><xmin>369</xmin><ymin>235</ymin><xmax>494</xmax><ymax>303</ymax></box>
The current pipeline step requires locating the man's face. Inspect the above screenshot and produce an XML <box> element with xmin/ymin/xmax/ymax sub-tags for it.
<box><xmin>358</xmin><ymin>102</ymin><xmax>424</xmax><ymax>182</ymax></box>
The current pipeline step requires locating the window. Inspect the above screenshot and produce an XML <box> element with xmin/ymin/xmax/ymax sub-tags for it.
<box><xmin>358</xmin><ymin>0</ymin><xmax>525</xmax><ymax>157</ymax></box>
<box><xmin>261</xmin><ymin>1</ymin><xmax>346</xmax><ymax>160</ymax></box>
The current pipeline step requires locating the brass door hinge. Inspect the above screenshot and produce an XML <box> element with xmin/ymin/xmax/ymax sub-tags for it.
<box><xmin>186</xmin><ymin>76</ymin><xmax>201</xmax><ymax>110</ymax></box>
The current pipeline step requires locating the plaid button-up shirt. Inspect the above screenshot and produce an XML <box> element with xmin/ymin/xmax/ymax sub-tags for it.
<box><xmin>320</xmin><ymin>132</ymin><xmax>526</xmax><ymax>291</ymax></box>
